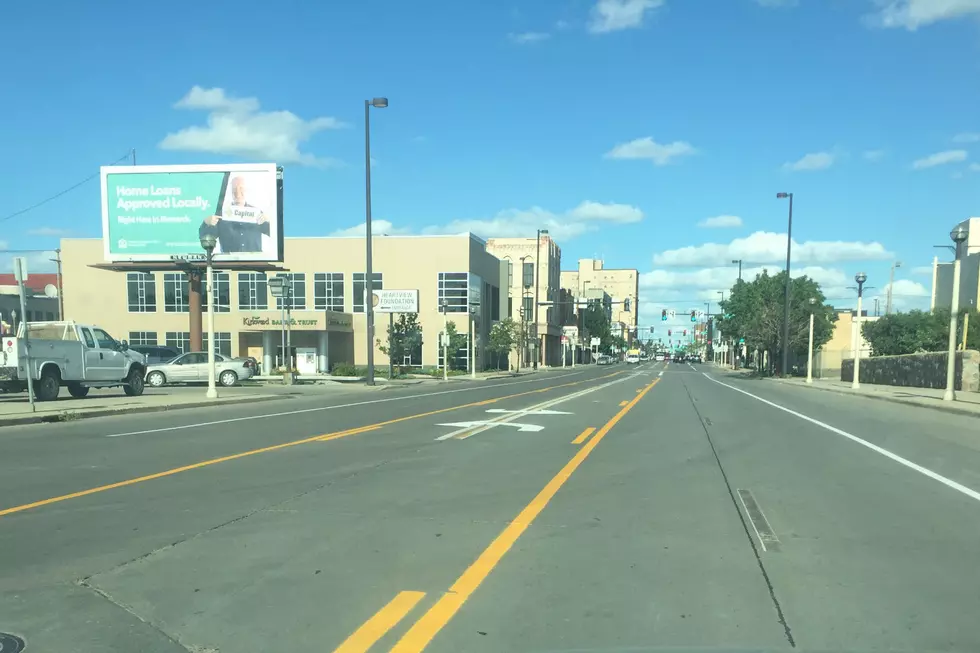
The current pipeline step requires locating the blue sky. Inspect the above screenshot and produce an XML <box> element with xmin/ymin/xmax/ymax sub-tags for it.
<box><xmin>2</xmin><ymin>0</ymin><xmax>979</xmax><ymax>329</ymax></box>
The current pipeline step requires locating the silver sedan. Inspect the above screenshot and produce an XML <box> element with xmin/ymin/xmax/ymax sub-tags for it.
<box><xmin>145</xmin><ymin>352</ymin><xmax>254</xmax><ymax>388</ymax></box>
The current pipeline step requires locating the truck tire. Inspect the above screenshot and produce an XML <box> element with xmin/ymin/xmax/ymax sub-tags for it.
<box><xmin>67</xmin><ymin>383</ymin><xmax>90</xmax><ymax>398</ymax></box>
<box><xmin>123</xmin><ymin>367</ymin><xmax>145</xmax><ymax>396</ymax></box>
<box><xmin>219</xmin><ymin>370</ymin><xmax>238</xmax><ymax>387</ymax></box>
<box><xmin>35</xmin><ymin>367</ymin><xmax>61</xmax><ymax>402</ymax></box>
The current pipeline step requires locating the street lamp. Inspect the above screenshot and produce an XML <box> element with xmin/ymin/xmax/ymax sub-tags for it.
<box><xmin>717</xmin><ymin>291</ymin><xmax>726</xmax><ymax>366</ymax></box>
<box><xmin>806</xmin><ymin>297</ymin><xmax>817</xmax><ymax>384</ymax></box>
<box><xmin>440</xmin><ymin>297</ymin><xmax>449</xmax><ymax>382</ymax></box>
<box><xmin>776</xmin><ymin>192</ymin><xmax>794</xmax><ymax>377</ymax></box>
<box><xmin>886</xmin><ymin>261</ymin><xmax>902</xmax><ymax>315</ymax></box>
<box><xmin>943</xmin><ymin>225</ymin><xmax>970</xmax><ymax>401</ymax></box>
<box><xmin>732</xmin><ymin>259</ymin><xmax>743</xmax><ymax>282</ymax></box>
<box><xmin>533</xmin><ymin>229</ymin><xmax>547</xmax><ymax>370</ymax></box>
<box><xmin>852</xmin><ymin>272</ymin><xmax>867</xmax><ymax>390</ymax></box>
<box><xmin>200</xmin><ymin>233</ymin><xmax>218</xmax><ymax>399</ymax></box>
<box><xmin>363</xmin><ymin>96</ymin><xmax>388</xmax><ymax>387</ymax></box>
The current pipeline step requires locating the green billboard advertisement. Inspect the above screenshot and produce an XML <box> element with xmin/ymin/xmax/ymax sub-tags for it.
<box><xmin>101</xmin><ymin>163</ymin><xmax>282</xmax><ymax>262</ymax></box>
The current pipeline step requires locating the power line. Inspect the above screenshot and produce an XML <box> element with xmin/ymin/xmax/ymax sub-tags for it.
<box><xmin>1</xmin><ymin>150</ymin><xmax>134</xmax><ymax>224</ymax></box>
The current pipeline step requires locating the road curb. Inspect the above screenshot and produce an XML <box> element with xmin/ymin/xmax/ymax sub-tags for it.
<box><xmin>770</xmin><ymin>380</ymin><xmax>980</xmax><ymax>418</ymax></box>
<box><xmin>0</xmin><ymin>394</ymin><xmax>291</xmax><ymax>428</ymax></box>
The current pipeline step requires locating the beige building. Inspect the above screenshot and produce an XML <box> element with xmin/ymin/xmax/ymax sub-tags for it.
<box><xmin>60</xmin><ymin>234</ymin><xmax>506</xmax><ymax>374</ymax></box>
<box><xmin>485</xmin><ymin>233</ymin><xmax>563</xmax><ymax>368</ymax></box>
<box><xmin>560</xmin><ymin>258</ymin><xmax>639</xmax><ymax>344</ymax></box>
<box><xmin>813</xmin><ymin>309</ymin><xmax>878</xmax><ymax>379</ymax></box>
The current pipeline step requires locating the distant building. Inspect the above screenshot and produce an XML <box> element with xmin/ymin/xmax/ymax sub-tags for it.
<box><xmin>931</xmin><ymin>217</ymin><xmax>980</xmax><ymax>313</ymax></box>
<box><xmin>812</xmin><ymin>308</ymin><xmax>879</xmax><ymax>379</ymax></box>
<box><xmin>560</xmin><ymin>258</ymin><xmax>639</xmax><ymax>344</ymax></box>
<box><xmin>0</xmin><ymin>273</ymin><xmax>60</xmax><ymax>335</ymax></box>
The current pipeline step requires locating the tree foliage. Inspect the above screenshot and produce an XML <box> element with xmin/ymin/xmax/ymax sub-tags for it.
<box><xmin>443</xmin><ymin>321</ymin><xmax>470</xmax><ymax>371</ymax></box>
<box><xmin>582</xmin><ymin>304</ymin><xmax>612</xmax><ymax>353</ymax></box>
<box><xmin>377</xmin><ymin>313</ymin><xmax>423</xmax><ymax>373</ymax></box>
<box><xmin>716</xmin><ymin>270</ymin><xmax>836</xmax><ymax>373</ymax></box>
<box><xmin>487</xmin><ymin>318</ymin><xmax>519</xmax><ymax>370</ymax></box>
<box><xmin>862</xmin><ymin>308</ymin><xmax>980</xmax><ymax>356</ymax></box>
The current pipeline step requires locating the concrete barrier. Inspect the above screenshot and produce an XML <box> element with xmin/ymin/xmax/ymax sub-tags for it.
<box><xmin>841</xmin><ymin>350</ymin><xmax>980</xmax><ymax>392</ymax></box>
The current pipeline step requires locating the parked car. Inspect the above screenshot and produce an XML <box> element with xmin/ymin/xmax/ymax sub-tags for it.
<box><xmin>145</xmin><ymin>352</ymin><xmax>254</xmax><ymax>388</ymax></box>
<box><xmin>625</xmin><ymin>354</ymin><xmax>640</xmax><ymax>364</ymax></box>
<box><xmin>596</xmin><ymin>354</ymin><xmax>613</xmax><ymax>365</ymax></box>
<box><xmin>129</xmin><ymin>345</ymin><xmax>182</xmax><ymax>365</ymax></box>
<box><xmin>0</xmin><ymin>321</ymin><xmax>146</xmax><ymax>400</ymax></box>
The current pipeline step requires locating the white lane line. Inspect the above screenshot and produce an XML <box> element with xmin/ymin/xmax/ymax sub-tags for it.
<box><xmin>658</xmin><ymin>371</ymin><xmax>664</xmax><ymax>377</ymax></box>
<box><xmin>704</xmin><ymin>373</ymin><xmax>980</xmax><ymax>504</ymax></box>
<box><xmin>484</xmin><ymin>409</ymin><xmax>572</xmax><ymax>415</ymax></box>
<box><xmin>105</xmin><ymin>370</ymin><xmax>586</xmax><ymax>438</ymax></box>
<box><xmin>435</xmin><ymin>421</ymin><xmax>544</xmax><ymax>434</ymax></box>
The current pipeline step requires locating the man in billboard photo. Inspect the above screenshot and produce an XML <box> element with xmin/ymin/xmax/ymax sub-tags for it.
<box><xmin>199</xmin><ymin>175</ymin><xmax>271</xmax><ymax>254</ymax></box>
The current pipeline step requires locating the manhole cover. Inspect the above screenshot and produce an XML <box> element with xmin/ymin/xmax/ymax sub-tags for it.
<box><xmin>0</xmin><ymin>633</ymin><xmax>24</xmax><ymax>653</ymax></box>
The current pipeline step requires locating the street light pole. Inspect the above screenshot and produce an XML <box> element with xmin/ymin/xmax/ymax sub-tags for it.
<box><xmin>806</xmin><ymin>297</ymin><xmax>816</xmax><ymax>384</ymax></box>
<box><xmin>732</xmin><ymin>259</ymin><xmax>743</xmax><ymax>282</ymax></box>
<box><xmin>533</xmin><ymin>229</ymin><xmax>546</xmax><ymax>370</ymax></box>
<box><xmin>886</xmin><ymin>261</ymin><xmax>902</xmax><ymax>315</ymax></box>
<box><xmin>363</xmin><ymin>97</ymin><xmax>388</xmax><ymax>386</ymax></box>
<box><xmin>200</xmin><ymin>234</ymin><xmax>218</xmax><ymax>399</ymax></box>
<box><xmin>440</xmin><ymin>299</ymin><xmax>449</xmax><ymax>382</ymax></box>
<box><xmin>852</xmin><ymin>272</ymin><xmax>867</xmax><ymax>390</ymax></box>
<box><xmin>776</xmin><ymin>192</ymin><xmax>794</xmax><ymax>377</ymax></box>
<box><xmin>943</xmin><ymin>226</ymin><xmax>969</xmax><ymax>401</ymax></box>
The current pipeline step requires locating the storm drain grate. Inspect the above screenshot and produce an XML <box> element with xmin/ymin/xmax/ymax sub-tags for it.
<box><xmin>0</xmin><ymin>633</ymin><xmax>25</xmax><ymax>653</ymax></box>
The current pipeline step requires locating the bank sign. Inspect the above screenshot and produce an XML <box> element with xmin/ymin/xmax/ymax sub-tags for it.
<box><xmin>370</xmin><ymin>289</ymin><xmax>419</xmax><ymax>313</ymax></box>
<box><xmin>101</xmin><ymin>163</ymin><xmax>283</xmax><ymax>263</ymax></box>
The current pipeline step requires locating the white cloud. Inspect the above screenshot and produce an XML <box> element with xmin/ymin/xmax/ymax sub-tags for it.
<box><xmin>26</xmin><ymin>227</ymin><xmax>71</xmax><ymax>237</ymax></box>
<box><xmin>863</xmin><ymin>149</ymin><xmax>886</xmax><ymax>162</ymax></box>
<box><xmin>911</xmin><ymin>265</ymin><xmax>934</xmax><ymax>276</ymax></box>
<box><xmin>604</xmin><ymin>136</ymin><xmax>697</xmax><ymax>166</ymax></box>
<box><xmin>329</xmin><ymin>220</ymin><xmax>410</xmax><ymax>237</ymax></box>
<box><xmin>588</xmin><ymin>0</ymin><xmax>665</xmax><ymax>33</ymax></box>
<box><xmin>653</xmin><ymin>231</ymin><xmax>893</xmax><ymax>267</ymax></box>
<box><xmin>783</xmin><ymin>151</ymin><xmax>835</xmax><ymax>172</ymax></box>
<box><xmin>159</xmin><ymin>86</ymin><xmax>347</xmax><ymax>166</ymax></box>
<box><xmin>0</xmin><ymin>248</ymin><xmax>57</xmax><ymax>273</ymax></box>
<box><xmin>952</xmin><ymin>132</ymin><xmax>980</xmax><ymax>144</ymax></box>
<box><xmin>698</xmin><ymin>215</ymin><xmax>743</xmax><ymax>228</ymax></box>
<box><xmin>867</xmin><ymin>279</ymin><xmax>931</xmax><ymax>312</ymax></box>
<box><xmin>912</xmin><ymin>149</ymin><xmax>968</xmax><ymax>169</ymax></box>
<box><xmin>508</xmin><ymin>31</ymin><xmax>550</xmax><ymax>43</ymax></box>
<box><xmin>866</xmin><ymin>0</ymin><xmax>980</xmax><ymax>30</ymax></box>
<box><xmin>969</xmin><ymin>162</ymin><xmax>980</xmax><ymax>172</ymax></box>
<box><xmin>425</xmin><ymin>200</ymin><xmax>644</xmax><ymax>241</ymax></box>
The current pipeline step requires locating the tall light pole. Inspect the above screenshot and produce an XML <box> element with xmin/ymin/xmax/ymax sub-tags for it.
<box><xmin>943</xmin><ymin>226</ymin><xmax>969</xmax><ymax>401</ymax></box>
<box><xmin>776</xmin><ymin>192</ymin><xmax>794</xmax><ymax>376</ymax></box>
<box><xmin>852</xmin><ymin>272</ymin><xmax>867</xmax><ymax>390</ymax></box>
<box><xmin>732</xmin><ymin>259</ymin><xmax>743</xmax><ymax>282</ymax></box>
<box><xmin>363</xmin><ymin>97</ymin><xmax>388</xmax><ymax>386</ymax></box>
<box><xmin>533</xmin><ymin>229</ymin><xmax>547</xmax><ymax>370</ymax></box>
<box><xmin>440</xmin><ymin>298</ymin><xmax>449</xmax><ymax>382</ymax></box>
<box><xmin>200</xmin><ymin>234</ymin><xmax>218</xmax><ymax>399</ymax></box>
<box><xmin>886</xmin><ymin>261</ymin><xmax>902</xmax><ymax>315</ymax></box>
<box><xmin>806</xmin><ymin>297</ymin><xmax>816</xmax><ymax>384</ymax></box>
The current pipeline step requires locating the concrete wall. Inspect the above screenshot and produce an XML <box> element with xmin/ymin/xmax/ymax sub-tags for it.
<box><xmin>840</xmin><ymin>350</ymin><xmax>980</xmax><ymax>392</ymax></box>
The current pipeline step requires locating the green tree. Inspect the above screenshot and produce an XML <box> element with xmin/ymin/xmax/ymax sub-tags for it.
<box><xmin>583</xmin><ymin>304</ymin><xmax>612</xmax><ymax>353</ymax></box>
<box><xmin>443</xmin><ymin>321</ymin><xmax>470</xmax><ymax>371</ymax></box>
<box><xmin>377</xmin><ymin>313</ymin><xmax>423</xmax><ymax>375</ymax></box>
<box><xmin>861</xmin><ymin>308</ymin><xmax>980</xmax><ymax>356</ymax></box>
<box><xmin>717</xmin><ymin>270</ymin><xmax>836</xmax><ymax>375</ymax></box>
<box><xmin>487</xmin><ymin>318</ymin><xmax>518</xmax><ymax>370</ymax></box>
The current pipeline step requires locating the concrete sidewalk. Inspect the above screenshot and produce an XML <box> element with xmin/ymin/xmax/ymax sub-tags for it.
<box><xmin>768</xmin><ymin>376</ymin><xmax>980</xmax><ymax>417</ymax></box>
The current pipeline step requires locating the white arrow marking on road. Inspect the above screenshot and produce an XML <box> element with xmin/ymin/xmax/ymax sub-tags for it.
<box><xmin>435</xmin><ymin>421</ymin><xmax>545</xmax><ymax>440</ymax></box>
<box><xmin>483</xmin><ymin>409</ymin><xmax>573</xmax><ymax>415</ymax></box>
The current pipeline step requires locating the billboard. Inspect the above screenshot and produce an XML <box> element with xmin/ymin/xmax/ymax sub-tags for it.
<box><xmin>101</xmin><ymin>163</ymin><xmax>283</xmax><ymax>262</ymax></box>
<box><xmin>370</xmin><ymin>289</ymin><xmax>420</xmax><ymax>313</ymax></box>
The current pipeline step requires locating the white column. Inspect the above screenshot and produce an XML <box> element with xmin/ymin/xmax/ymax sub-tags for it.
<box><xmin>318</xmin><ymin>330</ymin><xmax>330</xmax><ymax>374</ymax></box>
<box><xmin>262</xmin><ymin>331</ymin><xmax>275</xmax><ymax>375</ymax></box>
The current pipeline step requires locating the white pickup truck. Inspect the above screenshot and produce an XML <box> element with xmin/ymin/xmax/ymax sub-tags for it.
<box><xmin>0</xmin><ymin>321</ymin><xmax>147</xmax><ymax>401</ymax></box>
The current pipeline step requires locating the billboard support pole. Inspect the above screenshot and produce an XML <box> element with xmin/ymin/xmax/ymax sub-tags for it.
<box><xmin>188</xmin><ymin>271</ymin><xmax>203</xmax><ymax>353</ymax></box>
<box><xmin>286</xmin><ymin>285</ymin><xmax>292</xmax><ymax>372</ymax></box>
<box><xmin>389</xmin><ymin>312</ymin><xmax>395</xmax><ymax>380</ymax></box>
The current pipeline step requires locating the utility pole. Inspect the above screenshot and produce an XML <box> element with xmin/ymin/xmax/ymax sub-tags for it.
<box><xmin>533</xmin><ymin>230</ymin><xmax>545</xmax><ymax>370</ymax></box>
<box><xmin>776</xmin><ymin>192</ymin><xmax>794</xmax><ymax>377</ymax></box>
<box><xmin>886</xmin><ymin>261</ymin><xmax>902</xmax><ymax>315</ymax></box>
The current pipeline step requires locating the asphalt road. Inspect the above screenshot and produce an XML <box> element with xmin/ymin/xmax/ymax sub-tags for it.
<box><xmin>1</xmin><ymin>362</ymin><xmax>978</xmax><ymax>652</ymax></box>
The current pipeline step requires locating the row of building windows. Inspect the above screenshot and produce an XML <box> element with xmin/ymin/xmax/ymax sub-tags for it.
<box><xmin>128</xmin><ymin>330</ymin><xmax>232</xmax><ymax>357</ymax></box>
<box><xmin>126</xmin><ymin>272</ymin><xmax>498</xmax><ymax>319</ymax></box>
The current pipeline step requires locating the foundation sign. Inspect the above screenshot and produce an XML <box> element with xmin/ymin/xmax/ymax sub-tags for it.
<box><xmin>369</xmin><ymin>289</ymin><xmax>419</xmax><ymax>313</ymax></box>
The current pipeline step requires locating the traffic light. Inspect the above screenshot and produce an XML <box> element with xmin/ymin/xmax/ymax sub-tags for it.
<box><xmin>683</xmin><ymin>329</ymin><xmax>687</xmax><ymax>336</ymax></box>
<box><xmin>690</xmin><ymin>310</ymin><xmax>696</xmax><ymax>322</ymax></box>
<box><xmin>649</xmin><ymin>326</ymin><xmax>655</xmax><ymax>333</ymax></box>
<box><xmin>668</xmin><ymin>329</ymin><xmax>672</xmax><ymax>336</ymax></box>
<box><xmin>661</xmin><ymin>309</ymin><xmax>667</xmax><ymax>322</ymax></box>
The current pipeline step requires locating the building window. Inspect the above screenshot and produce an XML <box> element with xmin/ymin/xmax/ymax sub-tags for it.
<box><xmin>522</xmin><ymin>296</ymin><xmax>534</xmax><ymax>321</ymax></box>
<box><xmin>522</xmin><ymin>262</ymin><xmax>534</xmax><ymax>290</ymax></box>
<box><xmin>438</xmin><ymin>332</ymin><xmax>470</xmax><ymax>371</ymax></box>
<box><xmin>202</xmin><ymin>331</ymin><xmax>233</xmax><ymax>357</ymax></box>
<box><xmin>314</xmin><ymin>273</ymin><xmax>345</xmax><ymax>312</ymax></box>
<box><xmin>163</xmin><ymin>273</ymin><xmax>189</xmax><ymax>313</ymax></box>
<box><xmin>127</xmin><ymin>272</ymin><xmax>156</xmax><ymax>313</ymax></box>
<box><xmin>45</xmin><ymin>311</ymin><xmax>55</xmax><ymax>321</ymax></box>
<box><xmin>128</xmin><ymin>331</ymin><xmax>157</xmax><ymax>345</ymax></box>
<box><xmin>202</xmin><ymin>272</ymin><xmax>231</xmax><ymax>313</ymax></box>
<box><xmin>165</xmin><ymin>331</ymin><xmax>191</xmax><ymax>354</ymax></box>
<box><xmin>490</xmin><ymin>285</ymin><xmax>500</xmax><ymax>321</ymax></box>
<box><xmin>353</xmin><ymin>272</ymin><xmax>383</xmax><ymax>313</ymax></box>
<box><xmin>238</xmin><ymin>272</ymin><xmax>268</xmax><ymax>310</ymax></box>
<box><xmin>438</xmin><ymin>272</ymin><xmax>469</xmax><ymax>313</ymax></box>
<box><xmin>273</xmin><ymin>273</ymin><xmax>307</xmax><ymax>310</ymax></box>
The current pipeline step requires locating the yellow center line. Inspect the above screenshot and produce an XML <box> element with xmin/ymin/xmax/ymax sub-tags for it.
<box><xmin>334</xmin><ymin>590</ymin><xmax>426</xmax><ymax>653</ymax></box>
<box><xmin>570</xmin><ymin>427</ymin><xmax>595</xmax><ymax>445</ymax></box>
<box><xmin>0</xmin><ymin>371</ymin><xmax>624</xmax><ymax>519</ymax></box>
<box><xmin>388</xmin><ymin>377</ymin><xmax>661</xmax><ymax>653</ymax></box>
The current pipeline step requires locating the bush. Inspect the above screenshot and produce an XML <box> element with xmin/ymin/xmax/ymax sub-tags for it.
<box><xmin>331</xmin><ymin>363</ymin><xmax>359</xmax><ymax>376</ymax></box>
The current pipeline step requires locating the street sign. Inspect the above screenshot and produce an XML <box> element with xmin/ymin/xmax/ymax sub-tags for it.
<box><xmin>590</xmin><ymin>337</ymin><xmax>601</xmax><ymax>347</ymax></box>
<box><xmin>12</xmin><ymin>257</ymin><xmax>27</xmax><ymax>283</ymax></box>
<box><xmin>696</xmin><ymin>310</ymin><xmax>705</xmax><ymax>319</ymax></box>
<box><xmin>739</xmin><ymin>337</ymin><xmax>745</xmax><ymax>344</ymax></box>
<box><xmin>267</xmin><ymin>276</ymin><xmax>286</xmax><ymax>297</ymax></box>
<box><xmin>668</xmin><ymin>309</ymin><xmax>677</xmax><ymax>319</ymax></box>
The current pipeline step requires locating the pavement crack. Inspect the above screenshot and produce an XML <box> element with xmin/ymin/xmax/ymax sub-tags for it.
<box><xmin>76</xmin><ymin>579</ymin><xmax>193</xmax><ymax>652</ymax></box>
<box><xmin>680</xmin><ymin>378</ymin><xmax>797</xmax><ymax>648</ymax></box>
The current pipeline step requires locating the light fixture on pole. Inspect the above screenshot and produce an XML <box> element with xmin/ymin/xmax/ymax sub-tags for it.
<box><xmin>886</xmin><ymin>261</ymin><xmax>902</xmax><ymax>315</ymax></box>
<box><xmin>533</xmin><ymin>229</ymin><xmax>547</xmax><ymax>370</ymax></box>
<box><xmin>943</xmin><ymin>225</ymin><xmax>969</xmax><ymax>401</ymax></box>
<box><xmin>806</xmin><ymin>297</ymin><xmax>816</xmax><ymax>384</ymax></box>
<box><xmin>732</xmin><ymin>259</ymin><xmax>743</xmax><ymax>282</ymax></box>
<box><xmin>200</xmin><ymin>233</ymin><xmax>219</xmax><ymax>399</ymax></box>
<box><xmin>440</xmin><ymin>297</ymin><xmax>449</xmax><ymax>382</ymax></box>
<box><xmin>470</xmin><ymin>304</ymin><xmax>478</xmax><ymax>380</ymax></box>
<box><xmin>776</xmin><ymin>192</ymin><xmax>794</xmax><ymax>377</ymax></box>
<box><xmin>363</xmin><ymin>96</ymin><xmax>388</xmax><ymax>387</ymax></box>
<box><xmin>852</xmin><ymin>272</ymin><xmax>867</xmax><ymax>390</ymax></box>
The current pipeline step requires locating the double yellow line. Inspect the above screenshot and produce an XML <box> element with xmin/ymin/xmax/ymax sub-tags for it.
<box><xmin>335</xmin><ymin>376</ymin><xmax>662</xmax><ymax>652</ymax></box>
<box><xmin>0</xmin><ymin>372</ymin><xmax>622</xmax><ymax>519</ymax></box>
